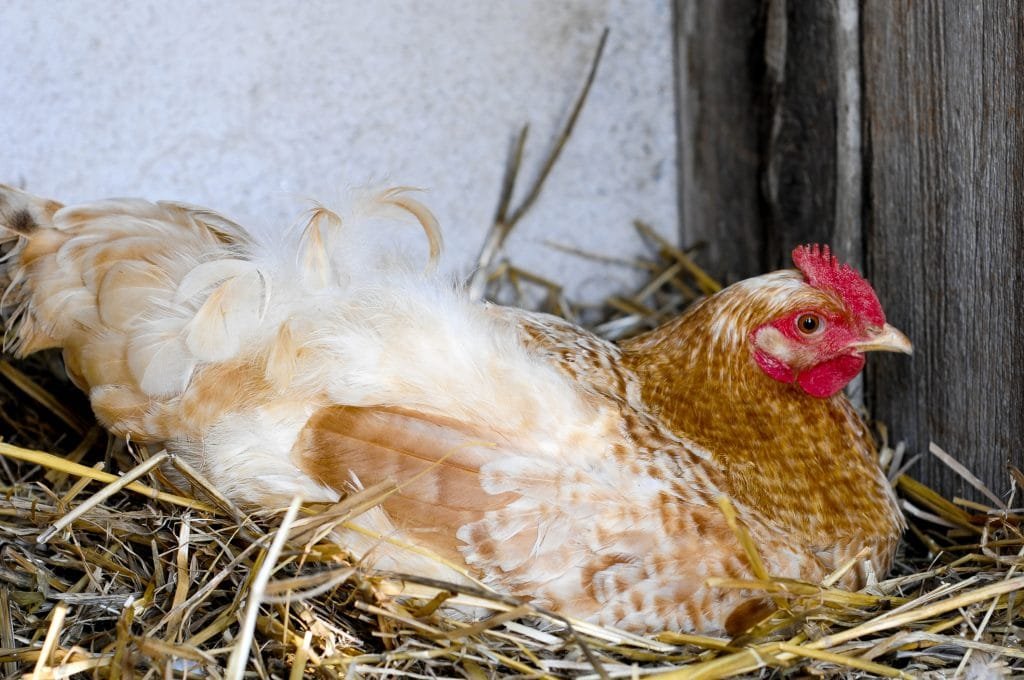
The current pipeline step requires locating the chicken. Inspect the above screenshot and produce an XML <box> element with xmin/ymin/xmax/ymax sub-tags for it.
<box><xmin>0</xmin><ymin>184</ymin><xmax>911</xmax><ymax>634</ymax></box>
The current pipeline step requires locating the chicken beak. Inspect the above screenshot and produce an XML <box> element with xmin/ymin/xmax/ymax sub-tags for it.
<box><xmin>851</xmin><ymin>323</ymin><xmax>913</xmax><ymax>355</ymax></box>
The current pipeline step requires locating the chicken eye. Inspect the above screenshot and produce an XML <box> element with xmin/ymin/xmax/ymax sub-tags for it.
<box><xmin>797</xmin><ymin>314</ymin><xmax>823</xmax><ymax>335</ymax></box>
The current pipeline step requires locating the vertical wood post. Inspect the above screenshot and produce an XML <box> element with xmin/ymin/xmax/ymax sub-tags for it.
<box><xmin>675</xmin><ymin>0</ymin><xmax>767</xmax><ymax>283</ymax></box>
<box><xmin>862</xmin><ymin>0</ymin><xmax>1024</xmax><ymax>496</ymax></box>
<box><xmin>674</xmin><ymin>0</ymin><xmax>857</xmax><ymax>275</ymax></box>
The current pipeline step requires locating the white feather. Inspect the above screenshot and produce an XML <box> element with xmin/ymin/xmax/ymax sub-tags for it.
<box><xmin>174</xmin><ymin>258</ymin><xmax>259</xmax><ymax>304</ymax></box>
<box><xmin>126</xmin><ymin>315</ymin><xmax>196</xmax><ymax>397</ymax></box>
<box><xmin>183</xmin><ymin>270</ymin><xmax>265</xmax><ymax>362</ymax></box>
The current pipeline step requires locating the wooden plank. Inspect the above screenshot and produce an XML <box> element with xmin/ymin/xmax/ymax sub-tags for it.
<box><xmin>862</xmin><ymin>1</ymin><xmax>1024</xmax><ymax>497</ymax></box>
<box><xmin>760</xmin><ymin>0</ymin><xmax>841</xmax><ymax>269</ymax></box>
<box><xmin>675</xmin><ymin>0</ymin><xmax>857</xmax><ymax>278</ymax></box>
<box><xmin>675</xmin><ymin>0</ymin><xmax>766</xmax><ymax>282</ymax></box>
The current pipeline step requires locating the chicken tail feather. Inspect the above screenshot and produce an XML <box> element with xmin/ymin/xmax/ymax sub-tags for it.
<box><xmin>0</xmin><ymin>185</ymin><xmax>67</xmax><ymax>353</ymax></box>
<box><xmin>0</xmin><ymin>184</ymin><xmax>63</xmax><ymax>239</ymax></box>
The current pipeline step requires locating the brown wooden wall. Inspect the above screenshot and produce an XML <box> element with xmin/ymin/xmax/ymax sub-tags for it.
<box><xmin>675</xmin><ymin>0</ymin><xmax>1024</xmax><ymax>499</ymax></box>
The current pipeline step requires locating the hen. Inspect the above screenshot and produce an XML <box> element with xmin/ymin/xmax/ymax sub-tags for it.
<box><xmin>0</xmin><ymin>184</ymin><xmax>911</xmax><ymax>634</ymax></box>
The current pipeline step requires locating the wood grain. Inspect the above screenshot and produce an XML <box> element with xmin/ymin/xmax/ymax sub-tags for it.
<box><xmin>674</xmin><ymin>0</ymin><xmax>857</xmax><ymax>276</ymax></box>
<box><xmin>760</xmin><ymin>0</ymin><xmax>840</xmax><ymax>270</ymax></box>
<box><xmin>862</xmin><ymin>0</ymin><xmax>1024</xmax><ymax>496</ymax></box>
<box><xmin>675</xmin><ymin>0</ymin><xmax>766</xmax><ymax>282</ymax></box>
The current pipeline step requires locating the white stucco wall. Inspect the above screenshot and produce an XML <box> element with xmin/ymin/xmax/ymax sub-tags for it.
<box><xmin>1</xmin><ymin>1</ymin><xmax>677</xmax><ymax>304</ymax></box>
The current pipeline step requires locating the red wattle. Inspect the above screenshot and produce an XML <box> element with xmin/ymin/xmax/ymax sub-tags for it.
<box><xmin>796</xmin><ymin>353</ymin><xmax>865</xmax><ymax>398</ymax></box>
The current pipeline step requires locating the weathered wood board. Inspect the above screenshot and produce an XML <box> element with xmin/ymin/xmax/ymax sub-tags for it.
<box><xmin>862</xmin><ymin>0</ymin><xmax>1024</xmax><ymax>497</ymax></box>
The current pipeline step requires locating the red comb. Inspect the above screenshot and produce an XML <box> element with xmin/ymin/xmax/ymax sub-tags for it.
<box><xmin>791</xmin><ymin>244</ymin><xmax>885</xmax><ymax>326</ymax></box>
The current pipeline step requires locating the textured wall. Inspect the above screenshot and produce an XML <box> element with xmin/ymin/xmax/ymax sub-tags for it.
<box><xmin>0</xmin><ymin>1</ymin><xmax>677</xmax><ymax>303</ymax></box>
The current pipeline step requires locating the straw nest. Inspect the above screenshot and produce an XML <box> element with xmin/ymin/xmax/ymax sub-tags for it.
<box><xmin>3</xmin><ymin>32</ymin><xmax>1022</xmax><ymax>680</ymax></box>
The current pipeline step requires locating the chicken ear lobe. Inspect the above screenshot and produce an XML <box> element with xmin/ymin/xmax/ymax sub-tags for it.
<box><xmin>291</xmin><ymin>405</ymin><xmax>518</xmax><ymax>562</ymax></box>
